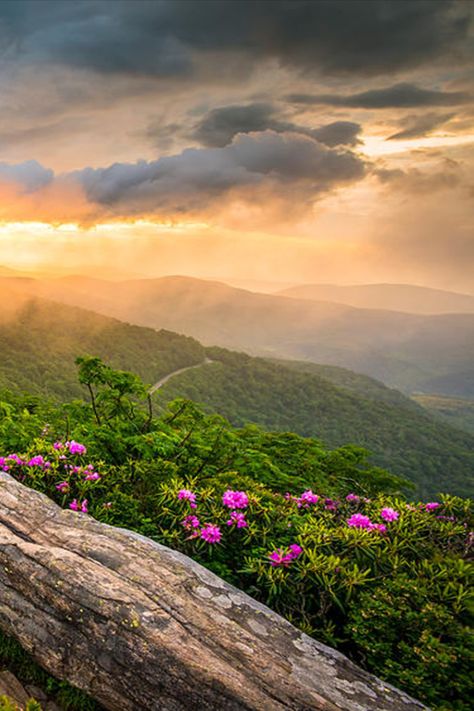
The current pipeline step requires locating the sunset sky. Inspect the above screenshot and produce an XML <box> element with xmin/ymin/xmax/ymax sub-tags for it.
<box><xmin>0</xmin><ymin>0</ymin><xmax>473</xmax><ymax>290</ymax></box>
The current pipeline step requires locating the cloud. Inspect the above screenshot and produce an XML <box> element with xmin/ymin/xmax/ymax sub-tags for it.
<box><xmin>190</xmin><ymin>104</ymin><xmax>278</xmax><ymax>147</ymax></box>
<box><xmin>309</xmin><ymin>122</ymin><xmax>362</xmax><ymax>147</ymax></box>
<box><xmin>75</xmin><ymin>131</ymin><xmax>366</xmax><ymax>217</ymax></box>
<box><xmin>387</xmin><ymin>112</ymin><xmax>455</xmax><ymax>140</ymax></box>
<box><xmin>0</xmin><ymin>132</ymin><xmax>366</xmax><ymax>223</ymax></box>
<box><xmin>287</xmin><ymin>83</ymin><xmax>471</xmax><ymax>108</ymax></box>
<box><xmin>1</xmin><ymin>1</ymin><xmax>472</xmax><ymax>78</ymax></box>
<box><xmin>376</xmin><ymin>158</ymin><xmax>465</xmax><ymax>194</ymax></box>
<box><xmin>181</xmin><ymin>103</ymin><xmax>362</xmax><ymax>148</ymax></box>
<box><xmin>0</xmin><ymin>160</ymin><xmax>53</xmax><ymax>191</ymax></box>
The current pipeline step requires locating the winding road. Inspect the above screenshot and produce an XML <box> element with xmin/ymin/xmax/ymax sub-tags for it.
<box><xmin>148</xmin><ymin>357</ymin><xmax>214</xmax><ymax>394</ymax></box>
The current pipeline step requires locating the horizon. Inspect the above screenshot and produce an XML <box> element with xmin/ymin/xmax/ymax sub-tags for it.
<box><xmin>0</xmin><ymin>0</ymin><xmax>473</xmax><ymax>293</ymax></box>
<box><xmin>2</xmin><ymin>263</ymin><xmax>474</xmax><ymax>298</ymax></box>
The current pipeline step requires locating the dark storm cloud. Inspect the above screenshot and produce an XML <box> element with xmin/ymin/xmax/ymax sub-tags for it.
<box><xmin>0</xmin><ymin>1</ymin><xmax>472</xmax><ymax>77</ymax></box>
<box><xmin>287</xmin><ymin>83</ymin><xmax>471</xmax><ymax>109</ymax></box>
<box><xmin>310</xmin><ymin>122</ymin><xmax>362</xmax><ymax>147</ymax></box>
<box><xmin>74</xmin><ymin>131</ymin><xmax>366</xmax><ymax>215</ymax></box>
<box><xmin>388</xmin><ymin>113</ymin><xmax>455</xmax><ymax>140</ymax></box>
<box><xmin>190</xmin><ymin>104</ymin><xmax>278</xmax><ymax>148</ymax></box>
<box><xmin>187</xmin><ymin>104</ymin><xmax>362</xmax><ymax>148</ymax></box>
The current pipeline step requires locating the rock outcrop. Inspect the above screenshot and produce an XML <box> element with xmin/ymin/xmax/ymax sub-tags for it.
<box><xmin>0</xmin><ymin>472</ymin><xmax>427</xmax><ymax>710</ymax></box>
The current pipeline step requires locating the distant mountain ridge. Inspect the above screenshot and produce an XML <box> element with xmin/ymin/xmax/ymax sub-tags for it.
<box><xmin>2</xmin><ymin>274</ymin><xmax>472</xmax><ymax>397</ymax></box>
<box><xmin>278</xmin><ymin>282</ymin><xmax>474</xmax><ymax>315</ymax></box>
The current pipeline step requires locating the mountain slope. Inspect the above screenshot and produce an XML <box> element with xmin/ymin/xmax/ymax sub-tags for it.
<box><xmin>411</xmin><ymin>393</ymin><xmax>474</xmax><ymax>435</ymax></box>
<box><xmin>3</xmin><ymin>274</ymin><xmax>474</xmax><ymax>397</ymax></box>
<box><xmin>1</xmin><ymin>289</ymin><xmax>473</xmax><ymax>498</ymax></box>
<box><xmin>157</xmin><ymin>346</ymin><xmax>474</xmax><ymax>499</ymax></box>
<box><xmin>0</xmin><ymin>286</ymin><xmax>205</xmax><ymax>399</ymax></box>
<box><xmin>278</xmin><ymin>283</ymin><xmax>474</xmax><ymax>315</ymax></box>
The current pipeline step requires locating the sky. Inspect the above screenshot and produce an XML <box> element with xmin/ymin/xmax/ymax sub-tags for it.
<box><xmin>0</xmin><ymin>0</ymin><xmax>473</xmax><ymax>291</ymax></box>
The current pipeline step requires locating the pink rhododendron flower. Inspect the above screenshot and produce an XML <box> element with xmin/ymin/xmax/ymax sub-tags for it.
<box><xmin>56</xmin><ymin>481</ymin><xmax>69</xmax><ymax>493</ymax></box>
<box><xmin>222</xmin><ymin>490</ymin><xmax>249</xmax><ymax>509</ymax></box>
<box><xmin>368</xmin><ymin>523</ymin><xmax>387</xmax><ymax>533</ymax></box>
<box><xmin>27</xmin><ymin>455</ymin><xmax>45</xmax><ymax>467</ymax></box>
<box><xmin>67</xmin><ymin>440</ymin><xmax>87</xmax><ymax>455</ymax></box>
<box><xmin>268</xmin><ymin>544</ymin><xmax>303</xmax><ymax>567</ymax></box>
<box><xmin>226</xmin><ymin>511</ymin><xmax>248</xmax><ymax>528</ymax></box>
<box><xmin>178</xmin><ymin>488</ymin><xmax>197</xmax><ymax>508</ymax></box>
<box><xmin>69</xmin><ymin>498</ymin><xmax>88</xmax><ymax>513</ymax></box>
<box><xmin>380</xmin><ymin>507</ymin><xmax>399</xmax><ymax>522</ymax></box>
<box><xmin>85</xmin><ymin>472</ymin><xmax>100</xmax><ymax>481</ymax></box>
<box><xmin>200</xmin><ymin>524</ymin><xmax>221</xmax><ymax>544</ymax></box>
<box><xmin>347</xmin><ymin>513</ymin><xmax>373</xmax><ymax>529</ymax></box>
<box><xmin>288</xmin><ymin>543</ymin><xmax>303</xmax><ymax>559</ymax></box>
<box><xmin>53</xmin><ymin>442</ymin><xmax>64</xmax><ymax>450</ymax></box>
<box><xmin>268</xmin><ymin>549</ymin><xmax>293</xmax><ymax>567</ymax></box>
<box><xmin>296</xmin><ymin>489</ymin><xmax>319</xmax><ymax>508</ymax></box>
<box><xmin>324</xmin><ymin>498</ymin><xmax>339</xmax><ymax>511</ymax></box>
<box><xmin>8</xmin><ymin>454</ymin><xmax>25</xmax><ymax>465</ymax></box>
<box><xmin>425</xmin><ymin>502</ymin><xmax>441</xmax><ymax>512</ymax></box>
<box><xmin>181</xmin><ymin>515</ymin><xmax>200</xmax><ymax>530</ymax></box>
<box><xmin>345</xmin><ymin>493</ymin><xmax>360</xmax><ymax>502</ymax></box>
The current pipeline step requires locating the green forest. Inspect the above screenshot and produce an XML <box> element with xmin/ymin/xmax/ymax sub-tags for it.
<box><xmin>0</xmin><ymin>357</ymin><xmax>472</xmax><ymax>711</ymax></box>
<box><xmin>1</xmin><ymin>298</ymin><xmax>473</xmax><ymax>499</ymax></box>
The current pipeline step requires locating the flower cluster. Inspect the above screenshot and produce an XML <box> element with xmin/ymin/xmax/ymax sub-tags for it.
<box><xmin>222</xmin><ymin>490</ymin><xmax>249</xmax><ymax>509</ymax></box>
<box><xmin>345</xmin><ymin>493</ymin><xmax>360</xmax><ymax>503</ymax></box>
<box><xmin>53</xmin><ymin>440</ymin><xmax>88</xmax><ymax>455</ymax></box>
<box><xmin>177</xmin><ymin>488</ymin><xmax>253</xmax><ymax>543</ymax></box>
<box><xmin>347</xmin><ymin>513</ymin><xmax>387</xmax><ymax>533</ymax></box>
<box><xmin>380</xmin><ymin>507</ymin><xmax>399</xmax><ymax>522</ymax></box>
<box><xmin>200</xmin><ymin>523</ymin><xmax>222</xmax><ymax>544</ymax></box>
<box><xmin>226</xmin><ymin>510</ymin><xmax>248</xmax><ymax>528</ymax></box>
<box><xmin>178</xmin><ymin>488</ymin><xmax>197</xmax><ymax>508</ymax></box>
<box><xmin>268</xmin><ymin>543</ymin><xmax>303</xmax><ymax>567</ymax></box>
<box><xmin>296</xmin><ymin>489</ymin><xmax>319</xmax><ymax>508</ymax></box>
<box><xmin>69</xmin><ymin>498</ymin><xmax>88</xmax><ymax>513</ymax></box>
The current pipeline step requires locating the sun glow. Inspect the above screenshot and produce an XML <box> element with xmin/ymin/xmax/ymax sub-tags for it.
<box><xmin>361</xmin><ymin>133</ymin><xmax>474</xmax><ymax>157</ymax></box>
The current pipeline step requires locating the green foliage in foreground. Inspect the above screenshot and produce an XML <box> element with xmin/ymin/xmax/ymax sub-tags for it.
<box><xmin>0</xmin><ymin>357</ymin><xmax>472</xmax><ymax>710</ymax></box>
<box><xmin>0</xmin><ymin>697</ymin><xmax>42</xmax><ymax>711</ymax></box>
<box><xmin>0</xmin><ymin>631</ymin><xmax>99</xmax><ymax>710</ymax></box>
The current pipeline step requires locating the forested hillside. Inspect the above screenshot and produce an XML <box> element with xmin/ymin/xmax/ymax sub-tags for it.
<box><xmin>412</xmin><ymin>393</ymin><xmax>474</xmax><ymax>435</ymax></box>
<box><xmin>0</xmin><ymin>294</ymin><xmax>204</xmax><ymax>399</ymax></box>
<box><xmin>3</xmin><ymin>275</ymin><xmax>474</xmax><ymax>396</ymax></box>
<box><xmin>158</xmin><ymin>347</ymin><xmax>474</xmax><ymax>499</ymax></box>
<box><xmin>1</xmin><ymin>294</ymin><xmax>472</xmax><ymax>499</ymax></box>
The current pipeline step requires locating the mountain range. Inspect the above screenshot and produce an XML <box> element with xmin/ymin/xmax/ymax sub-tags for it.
<box><xmin>2</xmin><ymin>274</ymin><xmax>473</xmax><ymax>397</ymax></box>
<box><xmin>278</xmin><ymin>283</ymin><xmax>474</xmax><ymax>315</ymax></box>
